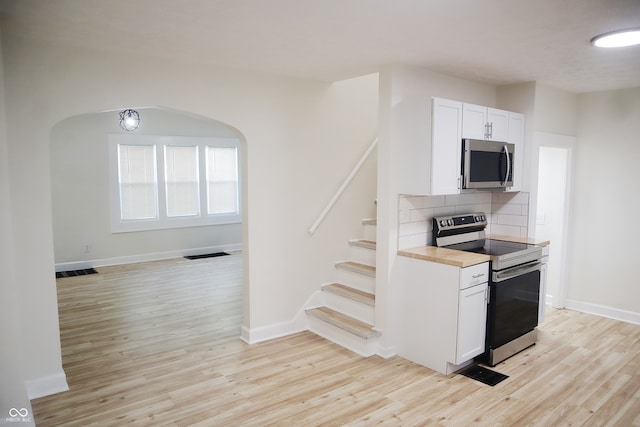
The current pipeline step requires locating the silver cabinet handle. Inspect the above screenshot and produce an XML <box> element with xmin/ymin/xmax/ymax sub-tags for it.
<box><xmin>472</xmin><ymin>273</ymin><xmax>485</xmax><ymax>279</ymax></box>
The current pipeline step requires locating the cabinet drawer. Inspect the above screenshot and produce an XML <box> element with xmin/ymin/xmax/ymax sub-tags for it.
<box><xmin>460</xmin><ymin>262</ymin><xmax>488</xmax><ymax>289</ymax></box>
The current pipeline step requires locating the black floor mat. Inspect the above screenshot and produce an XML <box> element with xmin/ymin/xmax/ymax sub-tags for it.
<box><xmin>56</xmin><ymin>268</ymin><xmax>98</xmax><ymax>278</ymax></box>
<box><xmin>460</xmin><ymin>364</ymin><xmax>509</xmax><ymax>386</ymax></box>
<box><xmin>184</xmin><ymin>252</ymin><xmax>230</xmax><ymax>260</ymax></box>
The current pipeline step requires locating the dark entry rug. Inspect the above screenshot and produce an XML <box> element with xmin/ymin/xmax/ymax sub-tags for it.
<box><xmin>460</xmin><ymin>365</ymin><xmax>509</xmax><ymax>386</ymax></box>
<box><xmin>184</xmin><ymin>252</ymin><xmax>230</xmax><ymax>260</ymax></box>
<box><xmin>56</xmin><ymin>268</ymin><xmax>98</xmax><ymax>279</ymax></box>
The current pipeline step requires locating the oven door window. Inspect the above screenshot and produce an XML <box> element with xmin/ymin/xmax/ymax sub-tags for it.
<box><xmin>487</xmin><ymin>269</ymin><xmax>540</xmax><ymax>348</ymax></box>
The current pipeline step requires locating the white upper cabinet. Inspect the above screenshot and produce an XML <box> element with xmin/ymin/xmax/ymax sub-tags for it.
<box><xmin>487</xmin><ymin>108</ymin><xmax>509</xmax><ymax>141</ymax></box>
<box><xmin>461</xmin><ymin>103</ymin><xmax>487</xmax><ymax>140</ymax></box>
<box><xmin>431</xmin><ymin>98</ymin><xmax>463</xmax><ymax>195</ymax></box>
<box><xmin>427</xmin><ymin>97</ymin><xmax>525</xmax><ymax>196</ymax></box>
<box><xmin>462</xmin><ymin>103</ymin><xmax>509</xmax><ymax>141</ymax></box>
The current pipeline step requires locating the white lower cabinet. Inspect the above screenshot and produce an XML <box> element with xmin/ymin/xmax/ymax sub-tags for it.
<box><xmin>397</xmin><ymin>256</ymin><xmax>488</xmax><ymax>375</ymax></box>
<box><xmin>456</xmin><ymin>283</ymin><xmax>488</xmax><ymax>364</ymax></box>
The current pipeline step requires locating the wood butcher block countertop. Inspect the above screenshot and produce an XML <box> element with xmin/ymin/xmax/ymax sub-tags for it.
<box><xmin>398</xmin><ymin>235</ymin><xmax>550</xmax><ymax>268</ymax></box>
<box><xmin>398</xmin><ymin>246</ymin><xmax>490</xmax><ymax>268</ymax></box>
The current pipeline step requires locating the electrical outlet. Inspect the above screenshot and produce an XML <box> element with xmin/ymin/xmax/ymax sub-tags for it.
<box><xmin>84</xmin><ymin>245</ymin><xmax>91</xmax><ymax>253</ymax></box>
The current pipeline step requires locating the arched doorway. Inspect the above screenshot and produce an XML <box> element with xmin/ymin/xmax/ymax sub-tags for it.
<box><xmin>49</xmin><ymin>105</ymin><xmax>248</xmax><ymax>347</ymax></box>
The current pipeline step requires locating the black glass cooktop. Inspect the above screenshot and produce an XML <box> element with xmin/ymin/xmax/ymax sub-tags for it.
<box><xmin>445</xmin><ymin>239</ymin><xmax>537</xmax><ymax>257</ymax></box>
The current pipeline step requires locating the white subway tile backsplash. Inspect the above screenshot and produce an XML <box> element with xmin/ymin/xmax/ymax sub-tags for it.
<box><xmin>494</xmin><ymin>225</ymin><xmax>527</xmax><ymax>238</ymax></box>
<box><xmin>423</xmin><ymin>195</ymin><xmax>446</xmax><ymax>208</ymax></box>
<box><xmin>398</xmin><ymin>233</ymin><xmax>429</xmax><ymax>249</ymax></box>
<box><xmin>399</xmin><ymin>220</ymin><xmax>430</xmax><ymax>236</ymax></box>
<box><xmin>454</xmin><ymin>203</ymin><xmax>491</xmax><ymax>215</ymax></box>
<box><xmin>409</xmin><ymin>207</ymin><xmax>435</xmax><ymax>223</ymax></box>
<box><xmin>496</xmin><ymin>213</ymin><xmax>528</xmax><ymax>227</ymax></box>
<box><xmin>444</xmin><ymin>194</ymin><xmax>460</xmax><ymax>206</ymax></box>
<box><xmin>491</xmin><ymin>224</ymin><xmax>523</xmax><ymax>237</ymax></box>
<box><xmin>399</xmin><ymin>209</ymin><xmax>411</xmax><ymax>224</ymax></box>
<box><xmin>399</xmin><ymin>195</ymin><xmax>424</xmax><ymax>210</ymax></box>
<box><xmin>492</xmin><ymin>192</ymin><xmax>529</xmax><ymax>205</ymax></box>
<box><xmin>492</xmin><ymin>203</ymin><xmax>522</xmax><ymax>215</ymax></box>
<box><xmin>398</xmin><ymin>192</ymin><xmax>530</xmax><ymax>249</ymax></box>
<box><xmin>458</xmin><ymin>192</ymin><xmax>492</xmax><ymax>205</ymax></box>
<box><xmin>433</xmin><ymin>206</ymin><xmax>457</xmax><ymax>216</ymax></box>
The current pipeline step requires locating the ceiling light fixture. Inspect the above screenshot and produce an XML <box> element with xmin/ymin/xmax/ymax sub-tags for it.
<box><xmin>119</xmin><ymin>109</ymin><xmax>140</xmax><ymax>131</ymax></box>
<box><xmin>591</xmin><ymin>27</ymin><xmax>640</xmax><ymax>48</ymax></box>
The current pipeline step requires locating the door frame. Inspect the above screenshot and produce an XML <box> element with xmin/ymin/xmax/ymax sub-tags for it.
<box><xmin>528</xmin><ymin>131</ymin><xmax>576</xmax><ymax>309</ymax></box>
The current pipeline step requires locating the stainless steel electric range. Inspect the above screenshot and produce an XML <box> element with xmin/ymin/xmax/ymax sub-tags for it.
<box><xmin>433</xmin><ymin>212</ymin><xmax>543</xmax><ymax>366</ymax></box>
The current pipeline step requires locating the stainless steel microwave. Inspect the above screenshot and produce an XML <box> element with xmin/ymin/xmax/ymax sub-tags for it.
<box><xmin>462</xmin><ymin>139</ymin><xmax>514</xmax><ymax>189</ymax></box>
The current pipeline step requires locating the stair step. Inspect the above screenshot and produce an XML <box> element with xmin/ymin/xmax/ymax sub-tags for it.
<box><xmin>323</xmin><ymin>283</ymin><xmax>375</xmax><ymax>306</ymax></box>
<box><xmin>335</xmin><ymin>261</ymin><xmax>376</xmax><ymax>278</ymax></box>
<box><xmin>349</xmin><ymin>239</ymin><xmax>376</xmax><ymax>250</ymax></box>
<box><xmin>306</xmin><ymin>307</ymin><xmax>379</xmax><ymax>339</ymax></box>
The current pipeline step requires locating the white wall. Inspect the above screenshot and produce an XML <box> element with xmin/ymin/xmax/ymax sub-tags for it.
<box><xmin>1</xmin><ymin>33</ymin><xmax>377</xmax><ymax>393</ymax></box>
<box><xmin>521</xmin><ymin>84</ymin><xmax>640</xmax><ymax>321</ymax></box>
<box><xmin>567</xmin><ymin>88</ymin><xmax>640</xmax><ymax>319</ymax></box>
<box><xmin>0</xmin><ymin>28</ymin><xmax>35</xmax><ymax>425</ymax></box>
<box><xmin>496</xmin><ymin>82</ymin><xmax>536</xmax><ymax>192</ymax></box>
<box><xmin>534</xmin><ymin>84</ymin><xmax>578</xmax><ymax>136</ymax></box>
<box><xmin>50</xmin><ymin>108</ymin><xmax>242</xmax><ymax>266</ymax></box>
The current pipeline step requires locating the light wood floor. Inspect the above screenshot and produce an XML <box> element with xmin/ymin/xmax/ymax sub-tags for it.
<box><xmin>33</xmin><ymin>255</ymin><xmax>640</xmax><ymax>426</ymax></box>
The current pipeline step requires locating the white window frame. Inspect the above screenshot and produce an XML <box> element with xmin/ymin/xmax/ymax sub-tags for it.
<box><xmin>108</xmin><ymin>134</ymin><xmax>241</xmax><ymax>233</ymax></box>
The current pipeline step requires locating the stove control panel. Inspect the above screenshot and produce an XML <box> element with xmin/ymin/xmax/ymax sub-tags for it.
<box><xmin>434</xmin><ymin>212</ymin><xmax>488</xmax><ymax>231</ymax></box>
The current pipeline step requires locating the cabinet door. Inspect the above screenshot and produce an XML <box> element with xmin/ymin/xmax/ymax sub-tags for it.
<box><xmin>487</xmin><ymin>108</ymin><xmax>509</xmax><ymax>141</ymax></box>
<box><xmin>462</xmin><ymin>103</ymin><xmax>487</xmax><ymax>140</ymax></box>
<box><xmin>505</xmin><ymin>112</ymin><xmax>525</xmax><ymax>192</ymax></box>
<box><xmin>455</xmin><ymin>283</ymin><xmax>488</xmax><ymax>364</ymax></box>
<box><xmin>432</xmin><ymin>98</ymin><xmax>463</xmax><ymax>195</ymax></box>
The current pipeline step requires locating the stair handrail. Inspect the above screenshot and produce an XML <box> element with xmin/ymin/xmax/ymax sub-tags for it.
<box><xmin>308</xmin><ymin>137</ymin><xmax>378</xmax><ymax>235</ymax></box>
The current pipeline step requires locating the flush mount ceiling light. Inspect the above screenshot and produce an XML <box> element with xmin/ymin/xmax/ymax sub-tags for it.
<box><xmin>119</xmin><ymin>109</ymin><xmax>140</xmax><ymax>131</ymax></box>
<box><xmin>591</xmin><ymin>27</ymin><xmax>640</xmax><ymax>48</ymax></box>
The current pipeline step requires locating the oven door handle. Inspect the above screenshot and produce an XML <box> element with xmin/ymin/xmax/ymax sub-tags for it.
<box><xmin>493</xmin><ymin>261</ymin><xmax>542</xmax><ymax>283</ymax></box>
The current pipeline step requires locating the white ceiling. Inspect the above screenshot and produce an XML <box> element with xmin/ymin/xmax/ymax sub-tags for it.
<box><xmin>1</xmin><ymin>0</ymin><xmax>639</xmax><ymax>93</ymax></box>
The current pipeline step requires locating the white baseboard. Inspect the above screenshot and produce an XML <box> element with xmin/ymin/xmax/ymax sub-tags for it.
<box><xmin>240</xmin><ymin>292</ymin><xmax>322</xmax><ymax>344</ymax></box>
<box><xmin>240</xmin><ymin>316</ymin><xmax>308</xmax><ymax>345</ymax></box>
<box><xmin>376</xmin><ymin>343</ymin><xmax>397</xmax><ymax>359</ymax></box>
<box><xmin>55</xmin><ymin>243</ymin><xmax>243</xmax><ymax>272</ymax></box>
<box><xmin>25</xmin><ymin>371</ymin><xmax>69</xmax><ymax>400</ymax></box>
<box><xmin>565</xmin><ymin>299</ymin><xmax>640</xmax><ymax>326</ymax></box>
<box><xmin>545</xmin><ymin>293</ymin><xmax>553</xmax><ymax>306</ymax></box>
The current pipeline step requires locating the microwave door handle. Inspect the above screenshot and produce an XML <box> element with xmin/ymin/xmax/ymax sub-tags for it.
<box><xmin>502</xmin><ymin>144</ymin><xmax>511</xmax><ymax>187</ymax></box>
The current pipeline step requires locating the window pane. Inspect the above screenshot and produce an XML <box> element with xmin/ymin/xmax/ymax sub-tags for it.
<box><xmin>165</xmin><ymin>145</ymin><xmax>200</xmax><ymax>217</ymax></box>
<box><xmin>206</xmin><ymin>147</ymin><xmax>239</xmax><ymax>215</ymax></box>
<box><xmin>118</xmin><ymin>144</ymin><xmax>158</xmax><ymax>220</ymax></box>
